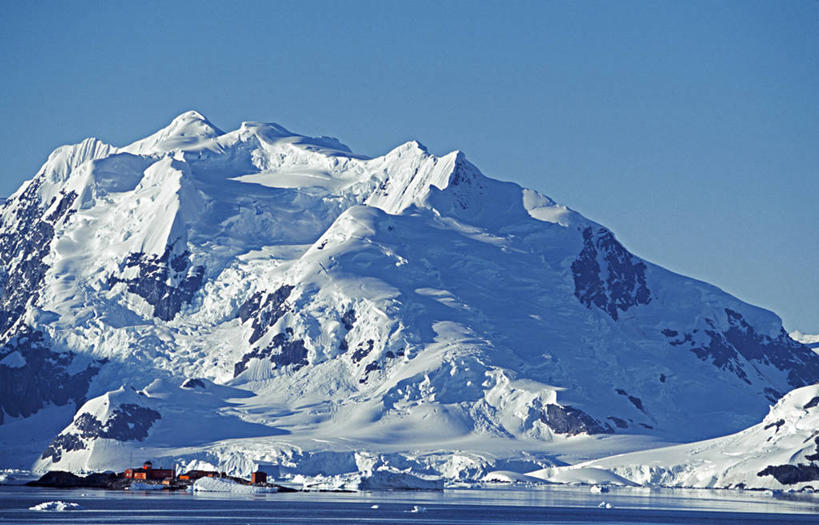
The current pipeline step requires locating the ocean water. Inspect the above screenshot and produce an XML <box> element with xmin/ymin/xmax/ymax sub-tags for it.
<box><xmin>0</xmin><ymin>485</ymin><xmax>817</xmax><ymax>524</ymax></box>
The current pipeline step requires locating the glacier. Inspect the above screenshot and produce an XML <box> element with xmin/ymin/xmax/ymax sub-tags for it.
<box><xmin>1</xmin><ymin>110</ymin><xmax>817</xmax><ymax>490</ymax></box>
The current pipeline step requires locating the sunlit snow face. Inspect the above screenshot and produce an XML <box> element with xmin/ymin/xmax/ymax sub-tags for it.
<box><xmin>2</xmin><ymin>111</ymin><xmax>816</xmax><ymax>493</ymax></box>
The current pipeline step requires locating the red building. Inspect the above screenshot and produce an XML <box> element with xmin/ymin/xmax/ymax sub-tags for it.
<box><xmin>178</xmin><ymin>470</ymin><xmax>219</xmax><ymax>481</ymax></box>
<box><xmin>251</xmin><ymin>471</ymin><xmax>267</xmax><ymax>484</ymax></box>
<box><xmin>124</xmin><ymin>461</ymin><xmax>174</xmax><ymax>481</ymax></box>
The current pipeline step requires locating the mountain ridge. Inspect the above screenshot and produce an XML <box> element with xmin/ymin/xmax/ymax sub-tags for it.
<box><xmin>0</xmin><ymin>112</ymin><xmax>816</xmax><ymax>488</ymax></box>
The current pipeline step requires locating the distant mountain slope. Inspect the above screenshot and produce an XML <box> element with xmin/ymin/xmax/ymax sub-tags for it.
<box><xmin>0</xmin><ymin>111</ymin><xmax>816</xmax><ymax>477</ymax></box>
<box><xmin>552</xmin><ymin>384</ymin><xmax>819</xmax><ymax>490</ymax></box>
<box><xmin>791</xmin><ymin>331</ymin><xmax>819</xmax><ymax>352</ymax></box>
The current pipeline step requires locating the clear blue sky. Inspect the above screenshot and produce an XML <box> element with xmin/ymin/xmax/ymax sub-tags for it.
<box><xmin>1</xmin><ymin>0</ymin><xmax>817</xmax><ymax>332</ymax></box>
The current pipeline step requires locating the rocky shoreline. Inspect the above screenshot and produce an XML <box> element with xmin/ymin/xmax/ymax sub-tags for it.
<box><xmin>26</xmin><ymin>471</ymin><xmax>295</xmax><ymax>492</ymax></box>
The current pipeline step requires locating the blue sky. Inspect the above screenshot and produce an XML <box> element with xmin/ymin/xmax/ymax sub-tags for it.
<box><xmin>1</xmin><ymin>0</ymin><xmax>817</xmax><ymax>331</ymax></box>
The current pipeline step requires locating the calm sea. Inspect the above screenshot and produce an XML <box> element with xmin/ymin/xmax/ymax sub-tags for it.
<box><xmin>0</xmin><ymin>484</ymin><xmax>817</xmax><ymax>524</ymax></box>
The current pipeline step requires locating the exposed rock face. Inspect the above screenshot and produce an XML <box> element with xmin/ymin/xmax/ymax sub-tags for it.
<box><xmin>108</xmin><ymin>243</ymin><xmax>205</xmax><ymax>322</ymax></box>
<box><xmin>233</xmin><ymin>284</ymin><xmax>307</xmax><ymax>376</ymax></box>
<box><xmin>341</xmin><ymin>309</ymin><xmax>356</xmax><ymax>331</ymax></box>
<box><xmin>571</xmin><ymin>227</ymin><xmax>650</xmax><ymax>321</ymax></box>
<box><xmin>754</xmin><ymin>389</ymin><xmax>819</xmax><ymax>486</ymax></box>
<box><xmin>27</xmin><ymin>470</ymin><xmax>118</xmax><ymax>488</ymax></box>
<box><xmin>757</xmin><ymin>464</ymin><xmax>819</xmax><ymax>485</ymax></box>
<box><xmin>607</xmin><ymin>416</ymin><xmax>628</xmax><ymax>429</ymax></box>
<box><xmin>0</xmin><ymin>179</ymin><xmax>102</xmax><ymax>426</ymax></box>
<box><xmin>663</xmin><ymin>308</ymin><xmax>819</xmax><ymax>393</ymax></box>
<box><xmin>39</xmin><ymin>434</ymin><xmax>85</xmax><ymax>463</ymax></box>
<box><xmin>615</xmin><ymin>389</ymin><xmax>646</xmax><ymax>413</ymax></box>
<box><xmin>541</xmin><ymin>404</ymin><xmax>611</xmax><ymax>436</ymax></box>
<box><xmin>181</xmin><ymin>378</ymin><xmax>206</xmax><ymax>389</ymax></box>
<box><xmin>234</xmin><ymin>328</ymin><xmax>308</xmax><ymax>377</ymax></box>
<box><xmin>239</xmin><ymin>285</ymin><xmax>295</xmax><ymax>345</ymax></box>
<box><xmin>74</xmin><ymin>403</ymin><xmax>161</xmax><ymax>441</ymax></box>
<box><xmin>0</xmin><ymin>179</ymin><xmax>76</xmax><ymax>332</ymax></box>
<box><xmin>0</xmin><ymin>328</ymin><xmax>100</xmax><ymax>425</ymax></box>
<box><xmin>42</xmin><ymin>402</ymin><xmax>161</xmax><ymax>462</ymax></box>
<box><xmin>351</xmin><ymin>339</ymin><xmax>375</xmax><ymax>364</ymax></box>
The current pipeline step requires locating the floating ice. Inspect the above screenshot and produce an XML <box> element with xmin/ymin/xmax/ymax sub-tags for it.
<box><xmin>29</xmin><ymin>501</ymin><xmax>81</xmax><ymax>511</ymax></box>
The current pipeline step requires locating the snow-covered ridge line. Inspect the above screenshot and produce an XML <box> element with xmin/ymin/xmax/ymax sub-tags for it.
<box><xmin>791</xmin><ymin>331</ymin><xmax>819</xmax><ymax>351</ymax></box>
<box><xmin>0</xmin><ymin>111</ymin><xmax>816</xmax><ymax>492</ymax></box>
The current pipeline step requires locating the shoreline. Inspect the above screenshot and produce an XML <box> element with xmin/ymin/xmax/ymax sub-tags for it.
<box><xmin>24</xmin><ymin>470</ymin><xmax>297</xmax><ymax>493</ymax></box>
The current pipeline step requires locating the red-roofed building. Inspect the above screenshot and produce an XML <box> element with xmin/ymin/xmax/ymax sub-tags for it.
<box><xmin>124</xmin><ymin>461</ymin><xmax>174</xmax><ymax>481</ymax></box>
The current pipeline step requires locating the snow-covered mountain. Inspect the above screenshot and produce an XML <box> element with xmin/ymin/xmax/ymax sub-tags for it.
<box><xmin>539</xmin><ymin>384</ymin><xmax>819</xmax><ymax>490</ymax></box>
<box><xmin>1</xmin><ymin>111</ymin><xmax>817</xmax><ymax>486</ymax></box>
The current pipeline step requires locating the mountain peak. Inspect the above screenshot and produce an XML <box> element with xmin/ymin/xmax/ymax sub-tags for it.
<box><xmin>123</xmin><ymin>110</ymin><xmax>224</xmax><ymax>155</ymax></box>
<box><xmin>164</xmin><ymin>110</ymin><xmax>223</xmax><ymax>136</ymax></box>
<box><xmin>173</xmin><ymin>109</ymin><xmax>209</xmax><ymax>122</ymax></box>
<box><xmin>396</xmin><ymin>140</ymin><xmax>429</xmax><ymax>154</ymax></box>
<box><xmin>164</xmin><ymin>109</ymin><xmax>223</xmax><ymax>136</ymax></box>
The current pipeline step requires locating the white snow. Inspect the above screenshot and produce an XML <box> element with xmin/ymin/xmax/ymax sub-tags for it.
<box><xmin>552</xmin><ymin>384</ymin><xmax>819</xmax><ymax>490</ymax></box>
<box><xmin>122</xmin><ymin>111</ymin><xmax>223</xmax><ymax>155</ymax></box>
<box><xmin>0</xmin><ymin>469</ymin><xmax>38</xmax><ymax>485</ymax></box>
<box><xmin>290</xmin><ymin>469</ymin><xmax>443</xmax><ymax>491</ymax></box>
<box><xmin>481</xmin><ymin>470</ymin><xmax>546</xmax><ymax>484</ymax></box>
<box><xmin>359</xmin><ymin>469</ymin><xmax>444</xmax><ymax>491</ymax></box>
<box><xmin>29</xmin><ymin>501</ymin><xmax>81</xmax><ymax>511</ymax></box>
<box><xmin>526</xmin><ymin>466</ymin><xmax>638</xmax><ymax>487</ymax></box>
<box><xmin>192</xmin><ymin>476</ymin><xmax>277</xmax><ymax>494</ymax></box>
<box><xmin>791</xmin><ymin>330</ymin><xmax>819</xmax><ymax>351</ymax></box>
<box><xmin>1</xmin><ymin>110</ymin><xmax>815</xmax><ymax>494</ymax></box>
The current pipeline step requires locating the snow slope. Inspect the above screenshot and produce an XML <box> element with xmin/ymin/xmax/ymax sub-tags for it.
<box><xmin>791</xmin><ymin>331</ymin><xmax>819</xmax><ymax>353</ymax></box>
<box><xmin>546</xmin><ymin>384</ymin><xmax>819</xmax><ymax>490</ymax></box>
<box><xmin>1</xmin><ymin>111</ymin><xmax>817</xmax><ymax>487</ymax></box>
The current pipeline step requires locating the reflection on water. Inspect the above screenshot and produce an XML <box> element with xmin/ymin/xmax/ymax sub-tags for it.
<box><xmin>0</xmin><ymin>484</ymin><xmax>817</xmax><ymax>524</ymax></box>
